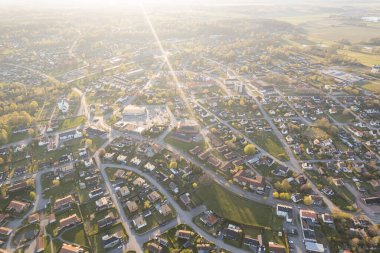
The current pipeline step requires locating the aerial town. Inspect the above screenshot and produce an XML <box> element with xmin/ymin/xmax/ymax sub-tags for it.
<box><xmin>0</xmin><ymin>0</ymin><xmax>379</xmax><ymax>253</ymax></box>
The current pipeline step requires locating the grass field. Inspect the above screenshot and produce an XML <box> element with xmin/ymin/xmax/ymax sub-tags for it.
<box><xmin>338</xmin><ymin>49</ymin><xmax>380</xmax><ymax>67</ymax></box>
<box><xmin>251</xmin><ymin>132</ymin><xmax>289</xmax><ymax>161</ymax></box>
<box><xmin>193</xmin><ymin>181</ymin><xmax>279</xmax><ymax>228</ymax></box>
<box><xmin>58</xmin><ymin>116</ymin><xmax>86</xmax><ymax>131</ymax></box>
<box><xmin>61</xmin><ymin>224</ymin><xmax>90</xmax><ymax>248</ymax></box>
<box><xmin>275</xmin><ymin>14</ymin><xmax>330</xmax><ymax>25</ymax></box>
<box><xmin>44</xmin><ymin>236</ymin><xmax>53</xmax><ymax>253</ymax></box>
<box><xmin>309</xmin><ymin>25</ymin><xmax>380</xmax><ymax>43</ymax></box>
<box><xmin>165</xmin><ymin>133</ymin><xmax>206</xmax><ymax>152</ymax></box>
<box><xmin>362</xmin><ymin>81</ymin><xmax>380</xmax><ymax>95</ymax></box>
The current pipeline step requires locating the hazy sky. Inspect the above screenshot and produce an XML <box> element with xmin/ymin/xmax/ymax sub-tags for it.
<box><xmin>0</xmin><ymin>0</ymin><xmax>378</xmax><ymax>8</ymax></box>
<box><xmin>0</xmin><ymin>0</ymin><xmax>378</xmax><ymax>13</ymax></box>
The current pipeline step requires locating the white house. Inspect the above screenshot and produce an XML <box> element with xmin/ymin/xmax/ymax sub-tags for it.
<box><xmin>276</xmin><ymin>204</ymin><xmax>293</xmax><ymax>222</ymax></box>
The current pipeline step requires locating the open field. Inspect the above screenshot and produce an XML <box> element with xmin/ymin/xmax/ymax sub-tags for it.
<box><xmin>338</xmin><ymin>49</ymin><xmax>380</xmax><ymax>67</ymax></box>
<box><xmin>58</xmin><ymin>116</ymin><xmax>86</xmax><ymax>131</ymax></box>
<box><xmin>308</xmin><ymin>25</ymin><xmax>380</xmax><ymax>43</ymax></box>
<box><xmin>362</xmin><ymin>81</ymin><xmax>380</xmax><ymax>95</ymax></box>
<box><xmin>251</xmin><ymin>132</ymin><xmax>289</xmax><ymax>161</ymax></box>
<box><xmin>275</xmin><ymin>14</ymin><xmax>331</xmax><ymax>25</ymax></box>
<box><xmin>193</xmin><ymin>181</ymin><xmax>280</xmax><ymax>228</ymax></box>
<box><xmin>61</xmin><ymin>224</ymin><xmax>91</xmax><ymax>250</ymax></box>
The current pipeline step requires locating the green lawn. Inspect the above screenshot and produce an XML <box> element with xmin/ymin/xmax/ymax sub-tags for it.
<box><xmin>309</xmin><ymin>25</ymin><xmax>380</xmax><ymax>43</ymax></box>
<box><xmin>9</xmin><ymin>131</ymin><xmax>31</xmax><ymax>144</ymax></box>
<box><xmin>88</xmin><ymin>223</ymin><xmax>127</xmax><ymax>253</ymax></box>
<box><xmin>362</xmin><ymin>81</ymin><xmax>380</xmax><ymax>95</ymax></box>
<box><xmin>61</xmin><ymin>224</ymin><xmax>90</xmax><ymax>248</ymax></box>
<box><xmin>44</xmin><ymin>236</ymin><xmax>53</xmax><ymax>253</ymax></box>
<box><xmin>338</xmin><ymin>49</ymin><xmax>380</xmax><ymax>67</ymax></box>
<box><xmin>251</xmin><ymin>132</ymin><xmax>289</xmax><ymax>161</ymax></box>
<box><xmin>305</xmin><ymin>170</ymin><xmax>355</xmax><ymax>211</ymax></box>
<box><xmin>165</xmin><ymin>134</ymin><xmax>206</xmax><ymax>152</ymax></box>
<box><xmin>275</xmin><ymin>14</ymin><xmax>330</xmax><ymax>25</ymax></box>
<box><xmin>58</xmin><ymin>116</ymin><xmax>86</xmax><ymax>131</ymax></box>
<box><xmin>193</xmin><ymin>181</ymin><xmax>278</xmax><ymax>228</ymax></box>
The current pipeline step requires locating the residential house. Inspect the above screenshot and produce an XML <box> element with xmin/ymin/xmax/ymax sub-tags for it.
<box><xmin>276</xmin><ymin>204</ymin><xmax>293</xmax><ymax>222</ymax></box>
<box><xmin>272</xmin><ymin>166</ymin><xmax>289</xmax><ymax>177</ymax></box>
<box><xmin>147</xmin><ymin>242</ymin><xmax>163</xmax><ymax>253</ymax></box>
<box><xmin>268</xmin><ymin>242</ymin><xmax>286</xmax><ymax>253</ymax></box>
<box><xmin>126</xmin><ymin>201</ymin><xmax>138</xmax><ymax>213</ymax></box>
<box><xmin>233</xmin><ymin>170</ymin><xmax>265</xmax><ymax>190</ymax></box>
<box><xmin>133</xmin><ymin>215</ymin><xmax>147</xmax><ymax>230</ymax></box>
<box><xmin>0</xmin><ymin>227</ymin><xmax>12</xmax><ymax>237</ymax></box>
<box><xmin>200</xmin><ymin>211</ymin><xmax>219</xmax><ymax>227</ymax></box>
<box><xmin>58</xmin><ymin>130</ymin><xmax>82</xmax><ymax>141</ymax></box>
<box><xmin>322</xmin><ymin>213</ymin><xmax>334</xmax><ymax>224</ymax></box>
<box><xmin>179</xmin><ymin>193</ymin><xmax>191</xmax><ymax>206</ymax></box>
<box><xmin>95</xmin><ymin>197</ymin><xmax>112</xmax><ymax>211</ymax></box>
<box><xmin>222</xmin><ymin>224</ymin><xmax>242</xmax><ymax>241</ymax></box>
<box><xmin>59</xmin><ymin>214</ymin><xmax>81</xmax><ymax>231</ymax></box>
<box><xmin>54</xmin><ymin>195</ymin><xmax>75</xmax><ymax>211</ymax></box>
<box><xmin>305</xmin><ymin>242</ymin><xmax>325</xmax><ymax>253</ymax></box>
<box><xmin>147</xmin><ymin>191</ymin><xmax>161</xmax><ymax>203</ymax></box>
<box><xmin>8</xmin><ymin>180</ymin><xmax>28</xmax><ymax>193</ymax></box>
<box><xmin>291</xmin><ymin>193</ymin><xmax>302</xmax><ymax>203</ymax></box>
<box><xmin>133</xmin><ymin>177</ymin><xmax>146</xmax><ymax>187</ymax></box>
<box><xmin>159</xmin><ymin>204</ymin><xmax>172</xmax><ymax>217</ymax></box>
<box><xmin>6</xmin><ymin>200</ymin><xmax>29</xmax><ymax>214</ymax></box>
<box><xmin>175</xmin><ymin>230</ymin><xmax>193</xmax><ymax>240</ymax></box>
<box><xmin>102</xmin><ymin>233</ymin><xmax>121</xmax><ymax>249</ymax></box>
<box><xmin>244</xmin><ymin>234</ymin><xmax>264</xmax><ymax>251</ymax></box>
<box><xmin>118</xmin><ymin>186</ymin><xmax>130</xmax><ymax>197</ymax></box>
<box><xmin>59</xmin><ymin>244</ymin><xmax>84</xmax><ymax>253</ymax></box>
<box><xmin>98</xmin><ymin>213</ymin><xmax>116</xmax><ymax>229</ymax></box>
<box><xmin>28</xmin><ymin>213</ymin><xmax>40</xmax><ymax>224</ymax></box>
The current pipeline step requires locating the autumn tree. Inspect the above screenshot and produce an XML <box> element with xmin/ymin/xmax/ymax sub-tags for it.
<box><xmin>303</xmin><ymin>195</ymin><xmax>313</xmax><ymax>205</ymax></box>
<box><xmin>169</xmin><ymin>160</ymin><xmax>178</xmax><ymax>169</ymax></box>
<box><xmin>244</xmin><ymin>144</ymin><xmax>256</xmax><ymax>155</ymax></box>
<box><xmin>29</xmin><ymin>191</ymin><xmax>36</xmax><ymax>200</ymax></box>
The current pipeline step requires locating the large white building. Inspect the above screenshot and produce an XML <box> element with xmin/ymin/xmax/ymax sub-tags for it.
<box><xmin>276</xmin><ymin>204</ymin><xmax>293</xmax><ymax>222</ymax></box>
<box><xmin>371</xmin><ymin>65</ymin><xmax>380</xmax><ymax>74</ymax></box>
<box><xmin>57</xmin><ymin>99</ymin><xmax>69</xmax><ymax>113</ymax></box>
<box><xmin>122</xmin><ymin>105</ymin><xmax>147</xmax><ymax>122</ymax></box>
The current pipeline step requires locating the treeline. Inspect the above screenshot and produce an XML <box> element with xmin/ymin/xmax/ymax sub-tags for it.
<box><xmin>0</xmin><ymin>111</ymin><xmax>33</xmax><ymax>144</ymax></box>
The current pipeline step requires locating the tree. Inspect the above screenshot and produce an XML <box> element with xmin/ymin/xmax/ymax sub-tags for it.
<box><xmin>239</xmin><ymin>97</ymin><xmax>246</xmax><ymax>106</ymax></box>
<box><xmin>244</xmin><ymin>144</ymin><xmax>256</xmax><ymax>155</ymax></box>
<box><xmin>29</xmin><ymin>191</ymin><xmax>36</xmax><ymax>200</ymax></box>
<box><xmin>368</xmin><ymin>225</ymin><xmax>380</xmax><ymax>237</ymax></box>
<box><xmin>98</xmin><ymin>148</ymin><xmax>106</xmax><ymax>157</ymax></box>
<box><xmin>303</xmin><ymin>195</ymin><xmax>313</xmax><ymax>205</ymax></box>
<box><xmin>26</xmin><ymin>178</ymin><xmax>35</xmax><ymax>187</ymax></box>
<box><xmin>84</xmin><ymin>139</ymin><xmax>93</xmax><ymax>148</ymax></box>
<box><xmin>144</xmin><ymin>200</ymin><xmax>151</xmax><ymax>209</ymax></box>
<box><xmin>0</xmin><ymin>129</ymin><xmax>8</xmax><ymax>144</ymax></box>
<box><xmin>29</xmin><ymin>101</ymin><xmax>39</xmax><ymax>112</ymax></box>
<box><xmin>52</xmin><ymin>179</ymin><xmax>60</xmax><ymax>187</ymax></box>
<box><xmin>169</xmin><ymin>160</ymin><xmax>178</xmax><ymax>169</ymax></box>
<box><xmin>281</xmin><ymin>179</ymin><xmax>292</xmax><ymax>192</ymax></box>
<box><xmin>342</xmin><ymin>108</ymin><xmax>351</xmax><ymax>116</ymax></box>
<box><xmin>192</xmin><ymin>182</ymin><xmax>198</xmax><ymax>189</ymax></box>
<box><xmin>300</xmin><ymin>183</ymin><xmax>312</xmax><ymax>193</ymax></box>
<box><xmin>273</xmin><ymin>191</ymin><xmax>279</xmax><ymax>198</ymax></box>
<box><xmin>0</xmin><ymin>157</ymin><xmax>4</xmax><ymax>165</ymax></box>
<box><xmin>349</xmin><ymin>237</ymin><xmax>360</xmax><ymax>248</ymax></box>
<box><xmin>279</xmin><ymin>192</ymin><xmax>291</xmax><ymax>200</ymax></box>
